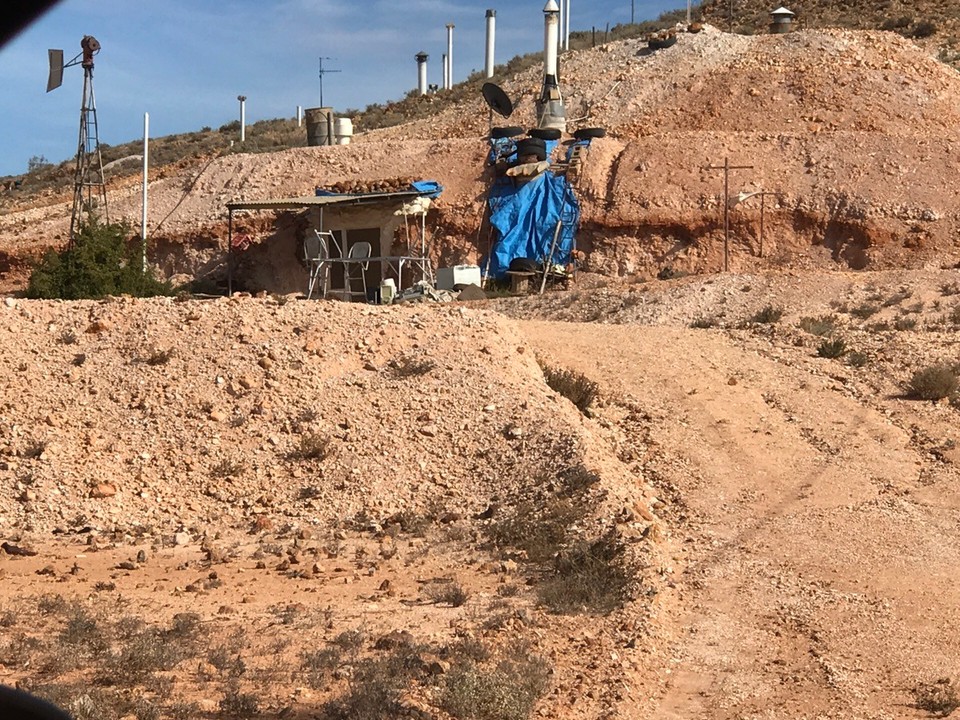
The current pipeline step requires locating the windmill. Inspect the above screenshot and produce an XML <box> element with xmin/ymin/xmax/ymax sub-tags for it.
<box><xmin>48</xmin><ymin>35</ymin><xmax>108</xmax><ymax>246</ymax></box>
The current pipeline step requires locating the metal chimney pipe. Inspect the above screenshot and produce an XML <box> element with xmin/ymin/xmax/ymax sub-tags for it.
<box><xmin>543</xmin><ymin>1</ymin><xmax>560</xmax><ymax>79</ymax></box>
<box><xmin>416</xmin><ymin>51</ymin><xmax>429</xmax><ymax>95</ymax></box>
<box><xmin>237</xmin><ymin>95</ymin><xmax>246</xmax><ymax>142</ymax></box>
<box><xmin>297</xmin><ymin>105</ymin><xmax>302</xmax><ymax>127</ymax></box>
<box><xmin>485</xmin><ymin>10</ymin><xmax>496</xmax><ymax>78</ymax></box>
<box><xmin>564</xmin><ymin>0</ymin><xmax>571</xmax><ymax>50</ymax></box>
<box><xmin>442</xmin><ymin>53</ymin><xmax>448</xmax><ymax>91</ymax></box>
<box><xmin>446</xmin><ymin>23</ymin><xmax>455</xmax><ymax>89</ymax></box>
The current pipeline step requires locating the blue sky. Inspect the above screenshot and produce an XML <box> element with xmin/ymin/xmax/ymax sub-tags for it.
<box><xmin>0</xmin><ymin>0</ymin><xmax>680</xmax><ymax>176</ymax></box>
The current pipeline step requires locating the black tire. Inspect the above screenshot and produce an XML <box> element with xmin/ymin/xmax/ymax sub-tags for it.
<box><xmin>490</xmin><ymin>126</ymin><xmax>524</xmax><ymax>139</ymax></box>
<box><xmin>515</xmin><ymin>138</ymin><xmax>547</xmax><ymax>159</ymax></box>
<box><xmin>509</xmin><ymin>257</ymin><xmax>540</xmax><ymax>274</ymax></box>
<box><xmin>574</xmin><ymin>127</ymin><xmax>607</xmax><ymax>140</ymax></box>
<box><xmin>514</xmin><ymin>148</ymin><xmax>547</xmax><ymax>162</ymax></box>
<box><xmin>529</xmin><ymin>127</ymin><xmax>562</xmax><ymax>141</ymax></box>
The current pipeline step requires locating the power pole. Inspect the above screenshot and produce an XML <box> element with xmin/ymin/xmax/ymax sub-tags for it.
<box><xmin>631</xmin><ymin>0</ymin><xmax>635</xmax><ymax>24</ymax></box>
<box><xmin>704</xmin><ymin>157</ymin><xmax>754</xmax><ymax>271</ymax></box>
<box><xmin>318</xmin><ymin>57</ymin><xmax>341</xmax><ymax>107</ymax></box>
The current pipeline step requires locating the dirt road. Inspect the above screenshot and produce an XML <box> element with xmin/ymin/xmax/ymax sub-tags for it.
<box><xmin>522</xmin><ymin>320</ymin><xmax>960</xmax><ymax>719</ymax></box>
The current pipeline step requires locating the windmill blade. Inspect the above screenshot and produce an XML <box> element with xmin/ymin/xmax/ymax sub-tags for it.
<box><xmin>46</xmin><ymin>48</ymin><xmax>63</xmax><ymax>92</ymax></box>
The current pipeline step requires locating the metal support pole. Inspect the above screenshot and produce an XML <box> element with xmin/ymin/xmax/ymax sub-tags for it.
<box><xmin>227</xmin><ymin>210</ymin><xmax>234</xmax><ymax>296</ymax></box>
<box><xmin>760</xmin><ymin>192</ymin><xmax>765</xmax><ymax>258</ymax></box>
<box><xmin>141</xmin><ymin>112</ymin><xmax>149</xmax><ymax>272</ymax></box>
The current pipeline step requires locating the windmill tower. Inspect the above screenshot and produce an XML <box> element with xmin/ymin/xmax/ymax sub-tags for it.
<box><xmin>48</xmin><ymin>35</ymin><xmax>108</xmax><ymax>246</ymax></box>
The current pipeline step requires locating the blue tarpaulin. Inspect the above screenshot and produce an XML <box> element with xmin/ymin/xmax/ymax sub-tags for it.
<box><xmin>484</xmin><ymin>172</ymin><xmax>580</xmax><ymax>280</ymax></box>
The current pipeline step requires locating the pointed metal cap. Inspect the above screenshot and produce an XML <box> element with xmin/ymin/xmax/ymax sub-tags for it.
<box><xmin>544</xmin><ymin>0</ymin><xmax>560</xmax><ymax>13</ymax></box>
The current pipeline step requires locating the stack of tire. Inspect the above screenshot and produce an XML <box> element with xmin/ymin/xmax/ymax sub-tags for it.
<box><xmin>488</xmin><ymin>126</ymin><xmax>607</xmax><ymax>167</ymax></box>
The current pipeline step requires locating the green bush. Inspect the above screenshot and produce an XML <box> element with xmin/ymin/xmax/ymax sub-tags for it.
<box><xmin>817</xmin><ymin>339</ymin><xmax>847</xmax><ymax>359</ymax></box>
<box><xmin>799</xmin><ymin>315</ymin><xmax>838</xmax><ymax>337</ymax></box>
<box><xmin>539</xmin><ymin>364</ymin><xmax>598</xmax><ymax>414</ymax></box>
<box><xmin>750</xmin><ymin>305</ymin><xmax>783</xmax><ymax>324</ymax></box>
<box><xmin>27</xmin><ymin>219</ymin><xmax>171</xmax><ymax>300</ymax></box>
<box><xmin>908</xmin><ymin>365</ymin><xmax>959</xmax><ymax>401</ymax></box>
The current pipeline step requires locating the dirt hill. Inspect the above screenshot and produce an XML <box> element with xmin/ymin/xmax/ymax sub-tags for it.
<box><xmin>2</xmin><ymin>24</ymin><xmax>960</xmax><ymax>295</ymax></box>
<box><xmin>4</xmin><ymin>268</ymin><xmax>960</xmax><ymax>718</ymax></box>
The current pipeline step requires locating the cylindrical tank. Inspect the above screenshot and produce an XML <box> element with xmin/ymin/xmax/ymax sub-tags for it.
<box><xmin>305</xmin><ymin>107</ymin><xmax>334</xmax><ymax>147</ymax></box>
<box><xmin>485</xmin><ymin>10</ymin><xmax>496</xmax><ymax>78</ymax></box>
<box><xmin>334</xmin><ymin>118</ymin><xmax>353</xmax><ymax>145</ymax></box>
<box><xmin>769</xmin><ymin>7</ymin><xmax>795</xmax><ymax>33</ymax></box>
<box><xmin>416</xmin><ymin>51</ymin><xmax>429</xmax><ymax>95</ymax></box>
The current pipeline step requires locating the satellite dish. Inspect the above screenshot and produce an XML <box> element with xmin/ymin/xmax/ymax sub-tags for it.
<box><xmin>46</xmin><ymin>49</ymin><xmax>63</xmax><ymax>92</ymax></box>
<box><xmin>482</xmin><ymin>82</ymin><xmax>513</xmax><ymax>119</ymax></box>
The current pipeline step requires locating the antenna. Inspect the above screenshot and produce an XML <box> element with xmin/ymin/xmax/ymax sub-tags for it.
<box><xmin>318</xmin><ymin>57</ymin><xmax>341</xmax><ymax>108</ymax></box>
<box><xmin>48</xmin><ymin>35</ymin><xmax>108</xmax><ymax>246</ymax></box>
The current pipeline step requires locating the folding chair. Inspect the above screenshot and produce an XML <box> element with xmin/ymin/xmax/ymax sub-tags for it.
<box><xmin>346</xmin><ymin>241</ymin><xmax>372</xmax><ymax>302</ymax></box>
<box><xmin>304</xmin><ymin>230</ymin><xmax>339</xmax><ymax>299</ymax></box>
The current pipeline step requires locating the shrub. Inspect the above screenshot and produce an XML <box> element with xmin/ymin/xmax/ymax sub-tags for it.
<box><xmin>219</xmin><ymin>683</ymin><xmax>259</xmax><ymax>718</ymax></box>
<box><xmin>689</xmin><ymin>316</ymin><xmax>718</xmax><ymax>329</ymax></box>
<box><xmin>817</xmin><ymin>339</ymin><xmax>847</xmax><ymax>358</ymax></box>
<box><xmin>911</xmin><ymin>20</ymin><xmax>938</xmax><ymax>38</ymax></box>
<box><xmin>425</xmin><ymin>580</ymin><xmax>470</xmax><ymax>607</ymax></box>
<box><xmin>210</xmin><ymin>458</ymin><xmax>244</xmax><ymax>479</ymax></box>
<box><xmin>799</xmin><ymin>315</ymin><xmax>837</xmax><ymax>337</ymax></box>
<box><xmin>442</xmin><ymin>665</ymin><xmax>547</xmax><ymax>720</ymax></box>
<box><xmin>849</xmin><ymin>302</ymin><xmax>880</xmax><ymax>320</ymax></box>
<box><xmin>301</xmin><ymin>647</ymin><xmax>341</xmax><ymax>689</ymax></box>
<box><xmin>145</xmin><ymin>348</ymin><xmax>175</xmax><ymax>366</ymax></box>
<box><xmin>750</xmin><ymin>305</ymin><xmax>783</xmax><ymax>324</ymax></box>
<box><xmin>295</xmin><ymin>433</ymin><xmax>331</xmax><ymax>460</ymax></box>
<box><xmin>908</xmin><ymin>365</ymin><xmax>959</xmax><ymax>400</ymax></box>
<box><xmin>389</xmin><ymin>355</ymin><xmax>436</xmax><ymax>377</ymax></box>
<box><xmin>539</xmin><ymin>364</ymin><xmax>598</xmax><ymax>414</ymax></box>
<box><xmin>488</xmin><ymin>499</ymin><xmax>585</xmax><ymax>564</ymax></box>
<box><xmin>537</xmin><ymin>536</ymin><xmax>629</xmax><ymax>614</ymax></box>
<box><xmin>894</xmin><ymin>317</ymin><xmax>918</xmax><ymax>331</ymax></box>
<box><xmin>846</xmin><ymin>351</ymin><xmax>869</xmax><ymax>368</ymax></box>
<box><xmin>914</xmin><ymin>678</ymin><xmax>960</xmax><ymax>717</ymax></box>
<box><xmin>27</xmin><ymin>219</ymin><xmax>171</xmax><ymax>300</ymax></box>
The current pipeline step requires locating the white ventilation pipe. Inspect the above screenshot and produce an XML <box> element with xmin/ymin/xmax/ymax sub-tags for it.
<box><xmin>543</xmin><ymin>1</ymin><xmax>560</xmax><ymax>79</ymax></box>
<box><xmin>141</xmin><ymin>112</ymin><xmax>149</xmax><ymax>273</ymax></box>
<box><xmin>416</xmin><ymin>52</ymin><xmax>429</xmax><ymax>95</ymax></box>
<box><xmin>485</xmin><ymin>10</ymin><xmax>496</xmax><ymax>78</ymax></box>
<box><xmin>564</xmin><ymin>0</ymin><xmax>571</xmax><ymax>50</ymax></box>
<box><xmin>297</xmin><ymin>105</ymin><xmax>302</xmax><ymax>127</ymax></box>
<box><xmin>237</xmin><ymin>95</ymin><xmax>246</xmax><ymax>142</ymax></box>
<box><xmin>446</xmin><ymin>23</ymin><xmax>455</xmax><ymax>89</ymax></box>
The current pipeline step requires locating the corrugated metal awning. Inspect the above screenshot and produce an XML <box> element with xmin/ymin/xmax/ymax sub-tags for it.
<box><xmin>226</xmin><ymin>191</ymin><xmax>423</xmax><ymax>212</ymax></box>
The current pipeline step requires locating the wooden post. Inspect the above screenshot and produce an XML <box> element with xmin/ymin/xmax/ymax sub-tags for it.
<box><xmin>704</xmin><ymin>157</ymin><xmax>754</xmax><ymax>272</ymax></box>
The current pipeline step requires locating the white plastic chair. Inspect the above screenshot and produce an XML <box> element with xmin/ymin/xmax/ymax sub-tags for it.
<box><xmin>346</xmin><ymin>241</ymin><xmax>372</xmax><ymax>301</ymax></box>
<box><xmin>304</xmin><ymin>230</ymin><xmax>338</xmax><ymax>299</ymax></box>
